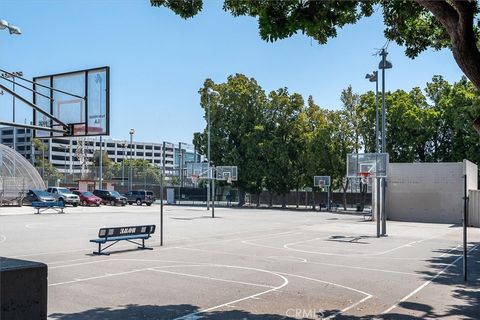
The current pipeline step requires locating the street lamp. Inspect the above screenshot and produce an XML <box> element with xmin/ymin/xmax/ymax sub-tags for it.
<box><xmin>365</xmin><ymin>71</ymin><xmax>379</xmax><ymax>153</ymax></box>
<box><xmin>120</xmin><ymin>141</ymin><xmax>127</xmax><ymax>186</ymax></box>
<box><xmin>0</xmin><ymin>19</ymin><xmax>22</xmax><ymax>35</ymax></box>
<box><xmin>129</xmin><ymin>129</ymin><xmax>135</xmax><ymax>190</ymax></box>
<box><xmin>206</xmin><ymin>88</ymin><xmax>219</xmax><ymax>211</ymax></box>
<box><xmin>378</xmin><ymin>48</ymin><xmax>392</xmax><ymax>236</ymax></box>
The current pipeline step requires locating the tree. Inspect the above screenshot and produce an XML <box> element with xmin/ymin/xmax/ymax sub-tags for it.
<box><xmin>151</xmin><ymin>1</ymin><xmax>480</xmax><ymax>93</ymax></box>
<box><xmin>263</xmin><ymin>88</ymin><xmax>305</xmax><ymax>207</ymax></box>
<box><xmin>32</xmin><ymin>138</ymin><xmax>61</xmax><ymax>183</ymax></box>
<box><xmin>195</xmin><ymin>74</ymin><xmax>268</xmax><ymax>205</ymax></box>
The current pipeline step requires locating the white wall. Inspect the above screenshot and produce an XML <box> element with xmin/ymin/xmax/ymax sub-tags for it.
<box><xmin>386</xmin><ymin>161</ymin><xmax>478</xmax><ymax>224</ymax></box>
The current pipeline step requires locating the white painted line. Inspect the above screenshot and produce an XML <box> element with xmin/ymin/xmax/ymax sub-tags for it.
<box><xmin>275</xmin><ymin>272</ymin><xmax>373</xmax><ymax>319</ymax></box>
<box><xmin>49</xmin><ymin>269</ymin><xmax>146</xmax><ymax>287</ymax></box>
<box><xmin>0</xmin><ymin>234</ymin><xmax>6</xmax><ymax>244</ymax></box>
<box><xmin>382</xmin><ymin>244</ymin><xmax>479</xmax><ymax>314</ymax></box>
<box><xmin>276</xmin><ymin>271</ymin><xmax>372</xmax><ymax>297</ymax></box>
<box><xmin>150</xmin><ymin>269</ymin><xmax>275</xmax><ymax>289</ymax></box>
<box><xmin>12</xmin><ymin>230</ymin><xmax>296</xmax><ymax>259</ymax></box>
<box><xmin>173</xmin><ymin>266</ymin><xmax>289</xmax><ymax>320</ymax></box>
<box><xmin>266</xmin><ymin>256</ymin><xmax>307</xmax><ymax>263</ymax></box>
<box><xmin>306</xmin><ymin>260</ymin><xmax>418</xmax><ymax>276</ymax></box>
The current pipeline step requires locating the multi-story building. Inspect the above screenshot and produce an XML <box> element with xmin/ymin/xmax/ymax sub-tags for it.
<box><xmin>0</xmin><ymin>127</ymin><xmax>202</xmax><ymax>177</ymax></box>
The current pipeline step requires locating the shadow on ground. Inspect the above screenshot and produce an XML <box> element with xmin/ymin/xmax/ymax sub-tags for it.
<box><xmin>48</xmin><ymin>304</ymin><xmax>304</xmax><ymax>320</ymax></box>
<box><xmin>49</xmin><ymin>245</ymin><xmax>480</xmax><ymax>320</ymax></box>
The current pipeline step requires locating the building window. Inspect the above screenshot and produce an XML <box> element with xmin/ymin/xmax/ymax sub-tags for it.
<box><xmin>154</xmin><ymin>146</ymin><xmax>161</xmax><ymax>150</ymax></box>
<box><xmin>136</xmin><ymin>145</ymin><xmax>144</xmax><ymax>149</ymax></box>
<box><xmin>146</xmin><ymin>152</ymin><xmax>152</xmax><ymax>157</ymax></box>
<box><xmin>107</xmin><ymin>143</ymin><xmax>115</xmax><ymax>148</ymax></box>
<box><xmin>137</xmin><ymin>152</ymin><xmax>144</xmax><ymax>156</ymax></box>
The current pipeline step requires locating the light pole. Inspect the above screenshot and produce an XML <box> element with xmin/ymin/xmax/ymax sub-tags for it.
<box><xmin>366</xmin><ymin>70</ymin><xmax>380</xmax><ymax>238</ymax></box>
<box><xmin>120</xmin><ymin>141</ymin><xmax>127</xmax><ymax>186</ymax></box>
<box><xmin>378</xmin><ymin>48</ymin><xmax>392</xmax><ymax>236</ymax></box>
<box><xmin>206</xmin><ymin>88</ymin><xmax>220</xmax><ymax>211</ymax></box>
<box><xmin>129</xmin><ymin>129</ymin><xmax>135</xmax><ymax>190</ymax></box>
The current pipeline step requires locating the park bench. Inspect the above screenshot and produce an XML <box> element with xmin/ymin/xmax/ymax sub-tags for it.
<box><xmin>90</xmin><ymin>225</ymin><xmax>156</xmax><ymax>255</ymax></box>
<box><xmin>32</xmin><ymin>201</ymin><xmax>65</xmax><ymax>214</ymax></box>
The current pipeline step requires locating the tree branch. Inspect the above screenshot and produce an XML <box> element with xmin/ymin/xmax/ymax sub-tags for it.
<box><xmin>415</xmin><ymin>0</ymin><xmax>458</xmax><ymax>32</ymax></box>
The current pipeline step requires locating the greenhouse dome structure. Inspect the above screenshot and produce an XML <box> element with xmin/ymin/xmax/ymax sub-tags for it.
<box><xmin>0</xmin><ymin>143</ymin><xmax>45</xmax><ymax>205</ymax></box>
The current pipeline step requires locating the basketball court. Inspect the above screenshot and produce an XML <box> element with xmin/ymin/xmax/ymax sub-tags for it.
<box><xmin>1</xmin><ymin>205</ymin><xmax>478</xmax><ymax>319</ymax></box>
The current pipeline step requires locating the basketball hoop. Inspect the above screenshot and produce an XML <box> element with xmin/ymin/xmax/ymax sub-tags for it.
<box><xmin>359</xmin><ymin>172</ymin><xmax>370</xmax><ymax>184</ymax></box>
<box><xmin>227</xmin><ymin>177</ymin><xmax>232</xmax><ymax>184</ymax></box>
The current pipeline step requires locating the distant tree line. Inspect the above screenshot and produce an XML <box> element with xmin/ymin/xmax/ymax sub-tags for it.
<box><xmin>193</xmin><ymin>74</ymin><xmax>480</xmax><ymax>206</ymax></box>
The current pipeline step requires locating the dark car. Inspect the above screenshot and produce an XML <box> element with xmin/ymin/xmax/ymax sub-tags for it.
<box><xmin>23</xmin><ymin>189</ymin><xmax>56</xmax><ymax>206</ymax></box>
<box><xmin>72</xmin><ymin>190</ymin><xmax>102</xmax><ymax>206</ymax></box>
<box><xmin>93</xmin><ymin>189</ymin><xmax>127</xmax><ymax>206</ymax></box>
<box><xmin>125</xmin><ymin>190</ymin><xmax>155</xmax><ymax>206</ymax></box>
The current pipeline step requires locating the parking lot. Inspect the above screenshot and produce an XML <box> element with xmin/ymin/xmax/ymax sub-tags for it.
<box><xmin>1</xmin><ymin>205</ymin><xmax>479</xmax><ymax>319</ymax></box>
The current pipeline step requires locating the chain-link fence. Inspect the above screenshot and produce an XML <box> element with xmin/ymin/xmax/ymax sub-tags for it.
<box><xmin>36</xmin><ymin>165</ymin><xmax>239</xmax><ymax>205</ymax></box>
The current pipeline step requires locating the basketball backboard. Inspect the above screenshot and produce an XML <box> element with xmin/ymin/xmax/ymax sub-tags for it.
<box><xmin>186</xmin><ymin>162</ymin><xmax>211</xmax><ymax>179</ymax></box>
<box><xmin>314</xmin><ymin>176</ymin><xmax>331</xmax><ymax>188</ymax></box>
<box><xmin>216</xmin><ymin>166</ymin><xmax>238</xmax><ymax>182</ymax></box>
<box><xmin>32</xmin><ymin>66</ymin><xmax>109</xmax><ymax>137</ymax></box>
<box><xmin>346</xmin><ymin>153</ymin><xmax>389</xmax><ymax>178</ymax></box>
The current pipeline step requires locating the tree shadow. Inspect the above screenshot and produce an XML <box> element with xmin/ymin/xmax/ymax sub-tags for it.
<box><xmin>48</xmin><ymin>303</ymin><xmax>308</xmax><ymax>320</ymax></box>
<box><xmin>413</xmin><ymin>244</ymin><xmax>480</xmax><ymax>319</ymax></box>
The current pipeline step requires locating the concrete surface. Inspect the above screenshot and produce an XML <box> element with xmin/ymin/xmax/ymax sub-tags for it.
<box><xmin>0</xmin><ymin>204</ymin><xmax>478</xmax><ymax>319</ymax></box>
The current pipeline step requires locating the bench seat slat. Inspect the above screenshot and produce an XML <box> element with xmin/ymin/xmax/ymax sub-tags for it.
<box><xmin>89</xmin><ymin>234</ymin><xmax>150</xmax><ymax>243</ymax></box>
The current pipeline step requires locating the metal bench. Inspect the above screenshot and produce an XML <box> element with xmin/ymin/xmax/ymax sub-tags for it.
<box><xmin>90</xmin><ymin>225</ymin><xmax>156</xmax><ymax>255</ymax></box>
<box><xmin>32</xmin><ymin>201</ymin><xmax>65</xmax><ymax>214</ymax></box>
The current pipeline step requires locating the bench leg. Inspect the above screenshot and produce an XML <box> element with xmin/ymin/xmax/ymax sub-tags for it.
<box><xmin>137</xmin><ymin>239</ymin><xmax>153</xmax><ymax>251</ymax></box>
<box><xmin>92</xmin><ymin>243</ymin><xmax>110</xmax><ymax>256</ymax></box>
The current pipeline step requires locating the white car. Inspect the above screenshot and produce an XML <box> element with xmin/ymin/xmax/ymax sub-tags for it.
<box><xmin>46</xmin><ymin>187</ymin><xmax>80</xmax><ymax>207</ymax></box>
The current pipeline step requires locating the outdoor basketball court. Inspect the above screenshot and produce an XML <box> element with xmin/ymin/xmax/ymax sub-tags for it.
<box><xmin>1</xmin><ymin>205</ymin><xmax>478</xmax><ymax>319</ymax></box>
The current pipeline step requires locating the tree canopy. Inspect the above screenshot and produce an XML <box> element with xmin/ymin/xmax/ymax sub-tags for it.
<box><xmin>151</xmin><ymin>1</ymin><xmax>480</xmax><ymax>110</ymax></box>
<box><xmin>193</xmin><ymin>73</ymin><xmax>479</xmax><ymax>203</ymax></box>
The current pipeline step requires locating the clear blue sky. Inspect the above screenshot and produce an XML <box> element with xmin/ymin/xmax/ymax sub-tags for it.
<box><xmin>0</xmin><ymin>0</ymin><xmax>464</xmax><ymax>144</ymax></box>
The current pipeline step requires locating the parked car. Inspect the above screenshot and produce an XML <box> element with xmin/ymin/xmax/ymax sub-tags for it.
<box><xmin>72</xmin><ymin>190</ymin><xmax>102</xmax><ymax>206</ymax></box>
<box><xmin>125</xmin><ymin>190</ymin><xmax>155</xmax><ymax>206</ymax></box>
<box><xmin>23</xmin><ymin>189</ymin><xmax>56</xmax><ymax>206</ymax></box>
<box><xmin>46</xmin><ymin>187</ymin><xmax>80</xmax><ymax>206</ymax></box>
<box><xmin>93</xmin><ymin>189</ymin><xmax>127</xmax><ymax>206</ymax></box>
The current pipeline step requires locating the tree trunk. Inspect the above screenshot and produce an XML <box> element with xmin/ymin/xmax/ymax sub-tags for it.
<box><xmin>256</xmin><ymin>193</ymin><xmax>260</xmax><ymax>207</ymax></box>
<box><xmin>238</xmin><ymin>188</ymin><xmax>245</xmax><ymax>207</ymax></box>
<box><xmin>312</xmin><ymin>190</ymin><xmax>316</xmax><ymax>210</ymax></box>
<box><xmin>296</xmin><ymin>188</ymin><xmax>299</xmax><ymax>209</ymax></box>
<box><xmin>417</xmin><ymin>1</ymin><xmax>480</xmax><ymax>90</ymax></box>
<box><xmin>359</xmin><ymin>181</ymin><xmax>367</xmax><ymax>212</ymax></box>
<box><xmin>282</xmin><ymin>193</ymin><xmax>287</xmax><ymax>209</ymax></box>
<box><xmin>342</xmin><ymin>178</ymin><xmax>350</xmax><ymax>211</ymax></box>
<box><xmin>268</xmin><ymin>192</ymin><xmax>273</xmax><ymax>207</ymax></box>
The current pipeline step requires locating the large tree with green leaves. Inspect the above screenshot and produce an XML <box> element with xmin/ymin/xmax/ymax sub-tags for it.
<box><xmin>194</xmin><ymin>74</ymin><xmax>268</xmax><ymax>204</ymax></box>
<box><xmin>151</xmin><ymin>0</ymin><xmax>480</xmax><ymax>95</ymax></box>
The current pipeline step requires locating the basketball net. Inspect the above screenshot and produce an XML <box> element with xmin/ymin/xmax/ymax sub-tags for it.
<box><xmin>359</xmin><ymin>172</ymin><xmax>370</xmax><ymax>185</ymax></box>
<box><xmin>191</xmin><ymin>175</ymin><xmax>199</xmax><ymax>183</ymax></box>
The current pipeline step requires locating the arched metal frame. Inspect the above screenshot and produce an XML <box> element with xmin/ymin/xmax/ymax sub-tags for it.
<box><xmin>0</xmin><ymin>143</ymin><xmax>45</xmax><ymax>204</ymax></box>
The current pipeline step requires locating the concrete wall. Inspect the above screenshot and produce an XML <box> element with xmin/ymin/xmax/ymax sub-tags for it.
<box><xmin>386</xmin><ymin>161</ymin><xmax>478</xmax><ymax>224</ymax></box>
<box><xmin>469</xmin><ymin>190</ymin><xmax>480</xmax><ymax>227</ymax></box>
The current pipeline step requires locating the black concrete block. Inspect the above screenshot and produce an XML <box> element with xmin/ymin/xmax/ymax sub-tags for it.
<box><xmin>1</xmin><ymin>257</ymin><xmax>47</xmax><ymax>320</ymax></box>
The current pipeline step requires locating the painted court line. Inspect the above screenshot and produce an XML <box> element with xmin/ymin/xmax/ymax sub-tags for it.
<box><xmin>382</xmin><ymin>244</ymin><xmax>479</xmax><ymax>314</ymax></box>
<box><xmin>275</xmin><ymin>272</ymin><xmax>373</xmax><ymax>319</ymax></box>
<box><xmin>150</xmin><ymin>268</ymin><xmax>276</xmax><ymax>289</ymax></box>
<box><xmin>172</xmin><ymin>266</ymin><xmax>289</xmax><ymax>320</ymax></box>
